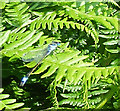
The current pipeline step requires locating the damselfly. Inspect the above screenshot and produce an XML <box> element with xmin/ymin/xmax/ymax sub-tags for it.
<box><xmin>20</xmin><ymin>41</ymin><xmax>60</xmax><ymax>86</ymax></box>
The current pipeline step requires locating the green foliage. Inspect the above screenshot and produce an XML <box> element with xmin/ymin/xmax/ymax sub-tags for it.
<box><xmin>1</xmin><ymin>1</ymin><xmax>120</xmax><ymax>110</ymax></box>
<box><xmin>4</xmin><ymin>2</ymin><xmax>31</xmax><ymax>27</ymax></box>
<box><xmin>58</xmin><ymin>76</ymin><xmax>120</xmax><ymax>109</ymax></box>
<box><xmin>0</xmin><ymin>88</ymin><xmax>30</xmax><ymax>110</ymax></box>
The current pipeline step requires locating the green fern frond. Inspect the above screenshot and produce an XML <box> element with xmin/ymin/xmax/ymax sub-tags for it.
<box><xmin>0</xmin><ymin>21</ymin><xmax>5</xmax><ymax>32</ymax></box>
<box><xmin>85</xmin><ymin>2</ymin><xmax>118</xmax><ymax>16</ymax></box>
<box><xmin>103</xmin><ymin>40</ymin><xmax>119</xmax><ymax>45</ymax></box>
<box><xmin>59</xmin><ymin>98</ymin><xmax>85</xmax><ymax>107</ymax></box>
<box><xmin>1</xmin><ymin>30</ymin><xmax>44</xmax><ymax>58</ymax></box>
<box><xmin>0</xmin><ymin>30</ymin><xmax>10</xmax><ymax>47</ymax></box>
<box><xmin>39</xmin><ymin>54</ymin><xmax>119</xmax><ymax>85</ymax></box>
<box><xmin>103</xmin><ymin>0</ymin><xmax>120</xmax><ymax>8</ymax></box>
<box><xmin>4</xmin><ymin>30</ymin><xmax>36</xmax><ymax>50</ymax></box>
<box><xmin>105</xmin><ymin>47</ymin><xmax>120</xmax><ymax>53</ymax></box>
<box><xmin>99</xmin><ymin>33</ymin><xmax>118</xmax><ymax>39</ymax></box>
<box><xmin>57</xmin><ymin>82</ymin><xmax>82</xmax><ymax>92</ymax></box>
<box><xmin>5</xmin><ymin>2</ymin><xmax>31</xmax><ymax>27</ymax></box>
<box><xmin>0</xmin><ymin>88</ymin><xmax>28</xmax><ymax>110</ymax></box>
<box><xmin>103</xmin><ymin>36</ymin><xmax>119</xmax><ymax>54</ymax></box>
<box><xmin>58</xmin><ymin>74</ymin><xmax>120</xmax><ymax>108</ymax></box>
<box><xmin>29</xmin><ymin>12</ymin><xmax>98</xmax><ymax>43</ymax></box>
<box><xmin>65</xmin><ymin>6</ymin><xmax>118</xmax><ymax>31</ymax></box>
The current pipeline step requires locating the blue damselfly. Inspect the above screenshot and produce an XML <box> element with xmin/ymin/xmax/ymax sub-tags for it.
<box><xmin>20</xmin><ymin>41</ymin><xmax>60</xmax><ymax>86</ymax></box>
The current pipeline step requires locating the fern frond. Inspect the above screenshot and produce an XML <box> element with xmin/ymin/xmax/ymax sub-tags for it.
<box><xmin>58</xmin><ymin>75</ymin><xmax>120</xmax><ymax>109</ymax></box>
<box><xmin>5</xmin><ymin>2</ymin><xmax>31</xmax><ymax>27</ymax></box>
<box><xmin>0</xmin><ymin>19</ymin><xmax>5</xmax><ymax>31</ymax></box>
<box><xmin>65</xmin><ymin>6</ymin><xmax>118</xmax><ymax>31</ymax></box>
<box><xmin>105</xmin><ymin>47</ymin><xmax>120</xmax><ymax>53</ymax></box>
<box><xmin>30</xmin><ymin>12</ymin><xmax>98</xmax><ymax>43</ymax></box>
<box><xmin>57</xmin><ymin>82</ymin><xmax>82</xmax><ymax>92</ymax></box>
<box><xmin>0</xmin><ymin>30</ymin><xmax>10</xmax><ymax>47</ymax></box>
<box><xmin>104</xmin><ymin>0</ymin><xmax>120</xmax><ymax>8</ymax></box>
<box><xmin>0</xmin><ymin>88</ymin><xmax>28</xmax><ymax>110</ymax></box>
<box><xmin>4</xmin><ymin>30</ymin><xmax>36</xmax><ymax>50</ymax></box>
<box><xmin>37</xmin><ymin>52</ymin><xmax>119</xmax><ymax>85</ymax></box>
<box><xmin>1</xmin><ymin>30</ymin><xmax>44</xmax><ymax>58</ymax></box>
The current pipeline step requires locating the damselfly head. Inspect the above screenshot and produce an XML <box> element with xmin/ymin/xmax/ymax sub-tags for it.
<box><xmin>48</xmin><ymin>41</ymin><xmax>60</xmax><ymax>52</ymax></box>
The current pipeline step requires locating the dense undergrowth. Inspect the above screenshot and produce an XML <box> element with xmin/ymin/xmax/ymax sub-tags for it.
<box><xmin>0</xmin><ymin>1</ymin><xmax>120</xmax><ymax>110</ymax></box>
